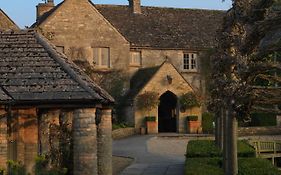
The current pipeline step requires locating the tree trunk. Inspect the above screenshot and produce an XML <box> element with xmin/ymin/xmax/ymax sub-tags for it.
<box><xmin>223</xmin><ymin>109</ymin><xmax>229</xmax><ymax>174</ymax></box>
<box><xmin>219</xmin><ymin>109</ymin><xmax>224</xmax><ymax>150</ymax></box>
<box><xmin>226</xmin><ymin>107</ymin><xmax>238</xmax><ymax>175</ymax></box>
<box><xmin>215</xmin><ymin>112</ymin><xmax>220</xmax><ymax>146</ymax></box>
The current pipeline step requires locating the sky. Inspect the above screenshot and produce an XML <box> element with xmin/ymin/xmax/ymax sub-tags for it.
<box><xmin>0</xmin><ymin>0</ymin><xmax>232</xmax><ymax>28</ymax></box>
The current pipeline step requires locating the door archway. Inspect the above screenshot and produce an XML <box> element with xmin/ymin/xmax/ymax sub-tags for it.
<box><xmin>158</xmin><ymin>91</ymin><xmax>177</xmax><ymax>132</ymax></box>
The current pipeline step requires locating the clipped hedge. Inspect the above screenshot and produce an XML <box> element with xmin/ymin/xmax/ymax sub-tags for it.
<box><xmin>185</xmin><ymin>158</ymin><xmax>223</xmax><ymax>175</ymax></box>
<box><xmin>238</xmin><ymin>158</ymin><xmax>281</xmax><ymax>175</ymax></box>
<box><xmin>186</xmin><ymin>140</ymin><xmax>255</xmax><ymax>158</ymax></box>
<box><xmin>185</xmin><ymin>158</ymin><xmax>281</xmax><ymax>175</ymax></box>
<box><xmin>250</xmin><ymin>113</ymin><xmax>277</xmax><ymax>126</ymax></box>
<box><xmin>202</xmin><ymin>112</ymin><xmax>215</xmax><ymax>134</ymax></box>
<box><xmin>186</xmin><ymin>140</ymin><xmax>221</xmax><ymax>158</ymax></box>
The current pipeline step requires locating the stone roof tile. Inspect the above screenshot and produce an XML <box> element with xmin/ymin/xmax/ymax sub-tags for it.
<box><xmin>0</xmin><ymin>30</ymin><xmax>114</xmax><ymax>105</ymax></box>
<box><xmin>95</xmin><ymin>5</ymin><xmax>225</xmax><ymax>49</ymax></box>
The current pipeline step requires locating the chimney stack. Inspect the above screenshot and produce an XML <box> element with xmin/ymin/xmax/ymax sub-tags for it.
<box><xmin>129</xmin><ymin>0</ymin><xmax>141</xmax><ymax>14</ymax></box>
<box><xmin>36</xmin><ymin>0</ymin><xmax>55</xmax><ymax>21</ymax></box>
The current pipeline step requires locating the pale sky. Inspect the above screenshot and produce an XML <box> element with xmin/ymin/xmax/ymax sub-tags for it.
<box><xmin>0</xmin><ymin>0</ymin><xmax>232</xmax><ymax>28</ymax></box>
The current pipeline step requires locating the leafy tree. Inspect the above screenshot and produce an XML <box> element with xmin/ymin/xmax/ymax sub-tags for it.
<box><xmin>209</xmin><ymin>0</ymin><xmax>281</xmax><ymax>174</ymax></box>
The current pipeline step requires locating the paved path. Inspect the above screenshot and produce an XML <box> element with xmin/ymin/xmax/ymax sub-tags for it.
<box><xmin>113</xmin><ymin>135</ymin><xmax>189</xmax><ymax>175</ymax></box>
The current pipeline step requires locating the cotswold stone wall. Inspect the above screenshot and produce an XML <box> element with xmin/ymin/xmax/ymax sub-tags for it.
<box><xmin>37</xmin><ymin>0</ymin><xmax>130</xmax><ymax>70</ymax></box>
<box><xmin>0</xmin><ymin>111</ymin><xmax>7</xmax><ymax>169</ymax></box>
<box><xmin>0</xmin><ymin>10</ymin><xmax>18</xmax><ymax>31</ymax></box>
<box><xmin>134</xmin><ymin>62</ymin><xmax>202</xmax><ymax>133</ymax></box>
<box><xmin>112</xmin><ymin>127</ymin><xmax>136</xmax><ymax>140</ymax></box>
<box><xmin>238</xmin><ymin>127</ymin><xmax>281</xmax><ymax>136</ymax></box>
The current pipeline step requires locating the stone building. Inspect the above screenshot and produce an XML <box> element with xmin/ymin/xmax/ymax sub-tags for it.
<box><xmin>31</xmin><ymin>0</ymin><xmax>225</xmax><ymax>133</ymax></box>
<box><xmin>0</xmin><ymin>30</ymin><xmax>114</xmax><ymax>175</ymax></box>
<box><xmin>0</xmin><ymin>9</ymin><xmax>19</xmax><ymax>31</ymax></box>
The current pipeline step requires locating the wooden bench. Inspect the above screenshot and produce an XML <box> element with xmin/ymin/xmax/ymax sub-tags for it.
<box><xmin>249</xmin><ymin>140</ymin><xmax>281</xmax><ymax>165</ymax></box>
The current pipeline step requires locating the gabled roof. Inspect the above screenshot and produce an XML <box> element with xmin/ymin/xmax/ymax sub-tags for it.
<box><xmin>126</xmin><ymin>60</ymin><xmax>195</xmax><ymax>100</ymax></box>
<box><xmin>31</xmin><ymin>1</ymin><xmax>225</xmax><ymax>49</ymax></box>
<box><xmin>95</xmin><ymin>5</ymin><xmax>225</xmax><ymax>49</ymax></box>
<box><xmin>127</xmin><ymin>65</ymin><xmax>161</xmax><ymax>99</ymax></box>
<box><xmin>0</xmin><ymin>87</ymin><xmax>11</xmax><ymax>101</ymax></box>
<box><xmin>0</xmin><ymin>30</ymin><xmax>114</xmax><ymax>105</ymax></box>
<box><xmin>0</xmin><ymin>9</ymin><xmax>19</xmax><ymax>31</ymax></box>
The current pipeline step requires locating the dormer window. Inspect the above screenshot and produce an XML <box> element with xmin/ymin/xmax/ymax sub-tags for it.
<box><xmin>93</xmin><ymin>47</ymin><xmax>110</xmax><ymax>68</ymax></box>
<box><xmin>183</xmin><ymin>53</ymin><xmax>197</xmax><ymax>71</ymax></box>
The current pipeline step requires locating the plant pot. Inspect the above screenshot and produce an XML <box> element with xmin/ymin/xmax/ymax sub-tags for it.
<box><xmin>188</xmin><ymin>121</ymin><xmax>201</xmax><ymax>134</ymax></box>
<box><xmin>146</xmin><ymin>121</ymin><xmax>158</xmax><ymax>134</ymax></box>
<box><xmin>140</xmin><ymin>127</ymin><xmax>146</xmax><ymax>135</ymax></box>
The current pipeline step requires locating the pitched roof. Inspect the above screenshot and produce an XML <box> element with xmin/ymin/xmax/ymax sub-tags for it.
<box><xmin>0</xmin><ymin>30</ymin><xmax>114</xmax><ymax>105</ymax></box>
<box><xmin>95</xmin><ymin>5</ymin><xmax>225</xmax><ymax>49</ymax></box>
<box><xmin>0</xmin><ymin>87</ymin><xmax>11</xmax><ymax>101</ymax></box>
<box><xmin>0</xmin><ymin>9</ymin><xmax>19</xmax><ymax>31</ymax></box>
<box><xmin>127</xmin><ymin>65</ymin><xmax>161</xmax><ymax>99</ymax></box>
<box><xmin>32</xmin><ymin>1</ymin><xmax>225</xmax><ymax>49</ymax></box>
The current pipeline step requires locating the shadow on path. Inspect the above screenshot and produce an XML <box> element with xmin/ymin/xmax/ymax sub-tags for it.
<box><xmin>113</xmin><ymin>135</ymin><xmax>189</xmax><ymax>175</ymax></box>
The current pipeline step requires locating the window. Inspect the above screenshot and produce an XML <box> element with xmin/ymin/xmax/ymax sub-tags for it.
<box><xmin>130</xmin><ymin>51</ymin><xmax>141</xmax><ymax>66</ymax></box>
<box><xmin>56</xmin><ymin>46</ymin><xmax>64</xmax><ymax>54</ymax></box>
<box><xmin>93</xmin><ymin>48</ymin><xmax>110</xmax><ymax>68</ymax></box>
<box><xmin>183</xmin><ymin>53</ymin><xmax>197</xmax><ymax>71</ymax></box>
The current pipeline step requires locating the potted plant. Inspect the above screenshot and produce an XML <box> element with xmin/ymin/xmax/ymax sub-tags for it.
<box><xmin>187</xmin><ymin>115</ymin><xmax>201</xmax><ymax>134</ymax></box>
<box><xmin>136</xmin><ymin>91</ymin><xmax>159</xmax><ymax>134</ymax></box>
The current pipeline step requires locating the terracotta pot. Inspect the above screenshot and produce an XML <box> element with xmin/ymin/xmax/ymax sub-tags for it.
<box><xmin>146</xmin><ymin>121</ymin><xmax>158</xmax><ymax>134</ymax></box>
<box><xmin>188</xmin><ymin>121</ymin><xmax>201</xmax><ymax>134</ymax></box>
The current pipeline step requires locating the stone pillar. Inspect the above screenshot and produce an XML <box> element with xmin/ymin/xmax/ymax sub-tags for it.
<box><xmin>39</xmin><ymin>110</ymin><xmax>60</xmax><ymax>155</ymax></box>
<box><xmin>0</xmin><ymin>114</ymin><xmax>7</xmax><ymax>169</ymax></box>
<box><xmin>73</xmin><ymin>108</ymin><xmax>98</xmax><ymax>175</ymax></box>
<box><xmin>18</xmin><ymin>108</ymin><xmax>38</xmax><ymax>174</ymax></box>
<box><xmin>97</xmin><ymin>109</ymin><xmax>112</xmax><ymax>175</ymax></box>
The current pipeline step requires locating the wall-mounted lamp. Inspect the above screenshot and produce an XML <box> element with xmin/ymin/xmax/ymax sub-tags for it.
<box><xmin>167</xmin><ymin>75</ymin><xmax>173</xmax><ymax>84</ymax></box>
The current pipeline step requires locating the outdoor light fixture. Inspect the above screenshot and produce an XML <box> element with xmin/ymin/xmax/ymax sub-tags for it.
<box><xmin>167</xmin><ymin>75</ymin><xmax>173</xmax><ymax>84</ymax></box>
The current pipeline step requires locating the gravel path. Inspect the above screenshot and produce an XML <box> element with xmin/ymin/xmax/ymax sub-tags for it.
<box><xmin>113</xmin><ymin>135</ymin><xmax>189</xmax><ymax>175</ymax></box>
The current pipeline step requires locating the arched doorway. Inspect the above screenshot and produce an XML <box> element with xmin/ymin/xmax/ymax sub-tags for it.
<box><xmin>158</xmin><ymin>91</ymin><xmax>177</xmax><ymax>132</ymax></box>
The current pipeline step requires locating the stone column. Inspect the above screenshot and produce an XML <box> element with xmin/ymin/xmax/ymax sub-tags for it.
<box><xmin>73</xmin><ymin>108</ymin><xmax>98</xmax><ymax>175</ymax></box>
<box><xmin>97</xmin><ymin>109</ymin><xmax>112</xmax><ymax>175</ymax></box>
<box><xmin>39</xmin><ymin>110</ymin><xmax>60</xmax><ymax>155</ymax></box>
<box><xmin>18</xmin><ymin>108</ymin><xmax>38</xmax><ymax>174</ymax></box>
<box><xmin>0</xmin><ymin>114</ymin><xmax>7</xmax><ymax>169</ymax></box>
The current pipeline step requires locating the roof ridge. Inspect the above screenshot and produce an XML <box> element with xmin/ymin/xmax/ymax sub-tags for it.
<box><xmin>95</xmin><ymin>4</ymin><xmax>226</xmax><ymax>12</ymax></box>
<box><xmin>34</xmin><ymin>31</ymin><xmax>114</xmax><ymax>104</ymax></box>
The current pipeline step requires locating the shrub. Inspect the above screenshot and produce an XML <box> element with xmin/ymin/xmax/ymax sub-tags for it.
<box><xmin>0</xmin><ymin>168</ymin><xmax>4</xmax><ymax>175</ymax></box>
<box><xmin>112</xmin><ymin>123</ymin><xmax>128</xmax><ymax>130</ymax></box>
<box><xmin>7</xmin><ymin>160</ymin><xmax>26</xmax><ymax>175</ymax></box>
<box><xmin>136</xmin><ymin>91</ymin><xmax>159</xmax><ymax>111</ymax></box>
<box><xmin>185</xmin><ymin>158</ymin><xmax>223</xmax><ymax>175</ymax></box>
<box><xmin>186</xmin><ymin>140</ymin><xmax>255</xmax><ymax>158</ymax></box>
<box><xmin>179</xmin><ymin>92</ymin><xmax>200</xmax><ymax>111</ymax></box>
<box><xmin>185</xmin><ymin>158</ymin><xmax>281</xmax><ymax>175</ymax></box>
<box><xmin>187</xmin><ymin>116</ymin><xmax>198</xmax><ymax>121</ymax></box>
<box><xmin>145</xmin><ymin>116</ymin><xmax>156</xmax><ymax>122</ymax></box>
<box><xmin>250</xmin><ymin>113</ymin><xmax>276</xmax><ymax>126</ymax></box>
<box><xmin>238</xmin><ymin>158</ymin><xmax>281</xmax><ymax>175</ymax></box>
<box><xmin>186</xmin><ymin>140</ymin><xmax>221</xmax><ymax>158</ymax></box>
<box><xmin>35</xmin><ymin>155</ymin><xmax>67</xmax><ymax>175</ymax></box>
<box><xmin>202</xmin><ymin>112</ymin><xmax>215</xmax><ymax>134</ymax></box>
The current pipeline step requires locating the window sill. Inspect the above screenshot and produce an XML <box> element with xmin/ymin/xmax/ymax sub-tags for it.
<box><xmin>181</xmin><ymin>70</ymin><xmax>199</xmax><ymax>73</ymax></box>
<box><xmin>129</xmin><ymin>64</ymin><xmax>141</xmax><ymax>68</ymax></box>
<box><xmin>93</xmin><ymin>67</ymin><xmax>111</xmax><ymax>72</ymax></box>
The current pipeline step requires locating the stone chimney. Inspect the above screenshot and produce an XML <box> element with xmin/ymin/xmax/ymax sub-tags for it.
<box><xmin>36</xmin><ymin>0</ymin><xmax>55</xmax><ymax>21</ymax></box>
<box><xmin>128</xmin><ymin>0</ymin><xmax>141</xmax><ymax>14</ymax></box>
